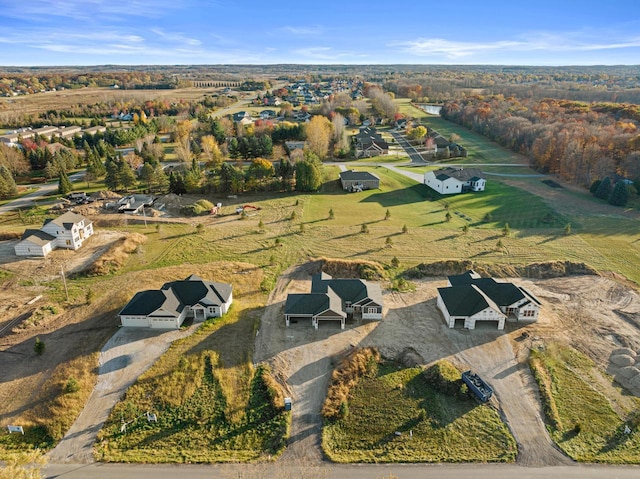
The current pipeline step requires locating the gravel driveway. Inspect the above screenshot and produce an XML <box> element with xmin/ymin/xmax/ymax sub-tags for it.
<box><xmin>48</xmin><ymin>325</ymin><xmax>199</xmax><ymax>463</ymax></box>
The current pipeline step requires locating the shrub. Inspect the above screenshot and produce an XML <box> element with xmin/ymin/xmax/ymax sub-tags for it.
<box><xmin>329</xmin><ymin>208</ymin><xmax>334</xmax><ymax>219</ymax></box>
<box><xmin>391</xmin><ymin>256</ymin><xmax>400</xmax><ymax>268</ymax></box>
<box><xmin>360</xmin><ymin>223</ymin><xmax>369</xmax><ymax>234</ymax></box>
<box><xmin>34</xmin><ymin>337</ymin><xmax>45</xmax><ymax>355</ymax></box>
<box><xmin>401</xmin><ymin>224</ymin><xmax>408</xmax><ymax>234</ymax></box>
<box><xmin>257</xmin><ymin>364</ymin><xmax>284</xmax><ymax>409</ymax></box>
<box><xmin>65</xmin><ymin>377</ymin><xmax>80</xmax><ymax>394</ymax></box>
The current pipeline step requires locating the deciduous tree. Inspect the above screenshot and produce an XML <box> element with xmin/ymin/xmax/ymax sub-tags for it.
<box><xmin>304</xmin><ymin>115</ymin><xmax>333</xmax><ymax>160</ymax></box>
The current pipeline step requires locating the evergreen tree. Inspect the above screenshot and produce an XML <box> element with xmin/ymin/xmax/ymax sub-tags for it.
<box><xmin>608</xmin><ymin>181</ymin><xmax>629</xmax><ymax>206</ymax></box>
<box><xmin>0</xmin><ymin>165</ymin><xmax>17</xmax><ymax>199</ymax></box>
<box><xmin>117</xmin><ymin>160</ymin><xmax>137</xmax><ymax>190</ymax></box>
<box><xmin>594</xmin><ymin>176</ymin><xmax>612</xmax><ymax>200</ymax></box>
<box><xmin>169</xmin><ymin>172</ymin><xmax>187</xmax><ymax>194</ymax></box>
<box><xmin>44</xmin><ymin>161</ymin><xmax>58</xmax><ymax>180</ymax></box>
<box><xmin>294</xmin><ymin>160</ymin><xmax>322</xmax><ymax>192</ymax></box>
<box><xmin>152</xmin><ymin>165</ymin><xmax>169</xmax><ymax>193</ymax></box>
<box><xmin>104</xmin><ymin>157</ymin><xmax>120</xmax><ymax>191</ymax></box>
<box><xmin>58</xmin><ymin>169</ymin><xmax>73</xmax><ymax>195</ymax></box>
<box><xmin>589</xmin><ymin>179</ymin><xmax>601</xmax><ymax>195</ymax></box>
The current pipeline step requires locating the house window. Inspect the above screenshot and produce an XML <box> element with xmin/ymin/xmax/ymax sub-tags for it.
<box><xmin>367</xmin><ymin>307</ymin><xmax>378</xmax><ymax>314</ymax></box>
<box><xmin>66</xmin><ymin>240</ymin><xmax>71</xmax><ymax>245</ymax></box>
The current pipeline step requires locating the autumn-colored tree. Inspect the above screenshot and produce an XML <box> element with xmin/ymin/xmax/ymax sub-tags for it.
<box><xmin>408</xmin><ymin>125</ymin><xmax>427</xmax><ymax>141</ymax></box>
<box><xmin>304</xmin><ymin>115</ymin><xmax>333</xmax><ymax>160</ymax></box>
<box><xmin>200</xmin><ymin>135</ymin><xmax>223</xmax><ymax>168</ymax></box>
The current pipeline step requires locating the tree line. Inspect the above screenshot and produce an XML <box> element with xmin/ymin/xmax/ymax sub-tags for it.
<box><xmin>440</xmin><ymin>95</ymin><xmax>640</xmax><ymax>189</ymax></box>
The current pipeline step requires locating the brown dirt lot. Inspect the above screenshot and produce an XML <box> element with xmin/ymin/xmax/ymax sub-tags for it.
<box><xmin>256</xmin><ymin>267</ymin><xmax>640</xmax><ymax>466</ymax></box>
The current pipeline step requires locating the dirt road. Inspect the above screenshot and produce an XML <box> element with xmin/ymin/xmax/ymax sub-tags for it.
<box><xmin>48</xmin><ymin>325</ymin><xmax>200</xmax><ymax>463</ymax></box>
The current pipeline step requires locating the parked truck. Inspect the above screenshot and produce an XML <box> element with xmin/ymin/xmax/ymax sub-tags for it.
<box><xmin>462</xmin><ymin>370</ymin><xmax>493</xmax><ymax>402</ymax></box>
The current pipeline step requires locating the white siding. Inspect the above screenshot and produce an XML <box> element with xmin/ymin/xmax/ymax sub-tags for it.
<box><xmin>120</xmin><ymin>315</ymin><xmax>150</xmax><ymax>328</ymax></box>
<box><xmin>14</xmin><ymin>240</ymin><xmax>51</xmax><ymax>257</ymax></box>
<box><xmin>424</xmin><ymin>172</ymin><xmax>463</xmax><ymax>195</ymax></box>
<box><xmin>466</xmin><ymin>308</ymin><xmax>505</xmax><ymax>330</ymax></box>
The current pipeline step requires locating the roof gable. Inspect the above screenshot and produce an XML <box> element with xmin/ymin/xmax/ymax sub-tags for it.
<box><xmin>438</xmin><ymin>285</ymin><xmax>502</xmax><ymax>317</ymax></box>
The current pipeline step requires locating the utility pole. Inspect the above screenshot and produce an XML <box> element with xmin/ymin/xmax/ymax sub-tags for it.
<box><xmin>60</xmin><ymin>265</ymin><xmax>69</xmax><ymax>302</ymax></box>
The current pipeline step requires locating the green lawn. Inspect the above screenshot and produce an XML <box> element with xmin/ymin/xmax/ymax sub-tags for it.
<box><xmin>323</xmin><ymin>363</ymin><xmax>516</xmax><ymax>463</ymax></box>
<box><xmin>396</xmin><ymin>99</ymin><xmax>528</xmax><ymax>166</ymax></box>
<box><xmin>530</xmin><ymin>344</ymin><xmax>640</xmax><ymax>463</ymax></box>
<box><xmin>110</xmin><ymin>164</ymin><xmax>638</xmax><ymax>283</ymax></box>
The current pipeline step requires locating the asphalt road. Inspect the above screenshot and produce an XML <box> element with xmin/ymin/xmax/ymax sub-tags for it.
<box><xmin>389</xmin><ymin>130</ymin><xmax>428</xmax><ymax>165</ymax></box>
<box><xmin>43</xmin><ymin>462</ymin><xmax>640</xmax><ymax>479</ymax></box>
<box><xmin>0</xmin><ymin>171</ymin><xmax>86</xmax><ymax>215</ymax></box>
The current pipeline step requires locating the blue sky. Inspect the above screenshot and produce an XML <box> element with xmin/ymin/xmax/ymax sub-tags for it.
<box><xmin>1</xmin><ymin>0</ymin><xmax>639</xmax><ymax>66</ymax></box>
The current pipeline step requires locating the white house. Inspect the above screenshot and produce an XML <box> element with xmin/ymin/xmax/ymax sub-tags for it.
<box><xmin>119</xmin><ymin>274</ymin><xmax>233</xmax><ymax>329</ymax></box>
<box><xmin>424</xmin><ymin>167</ymin><xmax>486</xmax><ymax>195</ymax></box>
<box><xmin>437</xmin><ymin>270</ymin><xmax>542</xmax><ymax>330</ymax></box>
<box><xmin>15</xmin><ymin>211</ymin><xmax>94</xmax><ymax>257</ymax></box>
<box><xmin>437</xmin><ymin>284</ymin><xmax>506</xmax><ymax>330</ymax></box>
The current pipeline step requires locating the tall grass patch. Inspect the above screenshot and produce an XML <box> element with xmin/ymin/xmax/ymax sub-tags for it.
<box><xmin>0</xmin><ymin>353</ymin><xmax>98</xmax><ymax>453</ymax></box>
<box><xmin>97</xmin><ymin>353</ymin><xmax>288</xmax><ymax>463</ymax></box>
<box><xmin>323</xmin><ymin>360</ymin><xmax>515</xmax><ymax>463</ymax></box>
<box><xmin>529</xmin><ymin>343</ymin><xmax>640</xmax><ymax>463</ymax></box>
<box><xmin>96</xmin><ymin>267</ymin><xmax>288</xmax><ymax>463</ymax></box>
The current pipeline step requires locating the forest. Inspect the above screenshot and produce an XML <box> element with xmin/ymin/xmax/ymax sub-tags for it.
<box><xmin>440</xmin><ymin>96</ymin><xmax>640</xmax><ymax>189</ymax></box>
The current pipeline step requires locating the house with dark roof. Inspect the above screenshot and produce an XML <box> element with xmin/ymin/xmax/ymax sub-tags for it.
<box><xmin>119</xmin><ymin>274</ymin><xmax>233</xmax><ymax>329</ymax></box>
<box><xmin>284</xmin><ymin>272</ymin><xmax>383</xmax><ymax>329</ymax></box>
<box><xmin>14</xmin><ymin>211</ymin><xmax>93</xmax><ymax>257</ymax></box>
<box><xmin>424</xmin><ymin>167</ymin><xmax>486</xmax><ymax>195</ymax></box>
<box><xmin>437</xmin><ymin>270</ymin><xmax>542</xmax><ymax>330</ymax></box>
<box><xmin>339</xmin><ymin>170</ymin><xmax>380</xmax><ymax>192</ymax></box>
<box><xmin>352</xmin><ymin>127</ymin><xmax>389</xmax><ymax>158</ymax></box>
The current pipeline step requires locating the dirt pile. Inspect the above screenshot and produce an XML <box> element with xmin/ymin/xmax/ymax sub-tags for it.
<box><xmin>91</xmin><ymin>190</ymin><xmax>121</xmax><ymax>200</ymax></box>
<box><xmin>311</xmin><ymin>257</ymin><xmax>387</xmax><ymax>280</ymax></box>
<box><xmin>405</xmin><ymin>260</ymin><xmax>598</xmax><ymax>280</ymax></box>
<box><xmin>85</xmin><ymin>233</ymin><xmax>147</xmax><ymax>276</ymax></box>
<box><xmin>608</xmin><ymin>348</ymin><xmax>640</xmax><ymax>395</ymax></box>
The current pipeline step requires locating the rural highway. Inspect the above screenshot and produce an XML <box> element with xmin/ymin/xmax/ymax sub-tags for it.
<box><xmin>43</xmin><ymin>462</ymin><xmax>640</xmax><ymax>479</ymax></box>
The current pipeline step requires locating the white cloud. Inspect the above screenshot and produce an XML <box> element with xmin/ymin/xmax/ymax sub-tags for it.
<box><xmin>392</xmin><ymin>31</ymin><xmax>640</xmax><ymax>59</ymax></box>
<box><xmin>2</xmin><ymin>0</ymin><xmax>188</xmax><ymax>21</ymax></box>
<box><xmin>280</xmin><ymin>25</ymin><xmax>324</xmax><ymax>36</ymax></box>
<box><xmin>151</xmin><ymin>28</ymin><xmax>202</xmax><ymax>46</ymax></box>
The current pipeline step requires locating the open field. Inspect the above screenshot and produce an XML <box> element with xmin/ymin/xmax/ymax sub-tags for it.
<box><xmin>0</xmin><ymin>87</ymin><xmax>224</xmax><ymax>118</ymax></box>
<box><xmin>323</xmin><ymin>362</ymin><xmax>516</xmax><ymax>463</ymax></box>
<box><xmin>530</xmin><ymin>343</ymin><xmax>640</xmax><ymax>463</ymax></box>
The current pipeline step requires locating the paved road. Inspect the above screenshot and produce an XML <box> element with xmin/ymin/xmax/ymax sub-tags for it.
<box><xmin>43</xmin><ymin>462</ymin><xmax>640</xmax><ymax>479</ymax></box>
<box><xmin>0</xmin><ymin>171</ymin><xmax>85</xmax><ymax>215</ymax></box>
<box><xmin>389</xmin><ymin>131</ymin><xmax>428</xmax><ymax>165</ymax></box>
